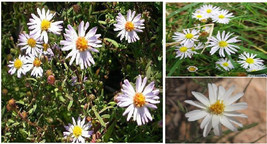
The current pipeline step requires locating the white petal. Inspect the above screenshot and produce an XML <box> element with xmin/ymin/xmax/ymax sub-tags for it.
<box><xmin>184</xmin><ymin>100</ymin><xmax>206</xmax><ymax>109</ymax></box>
<box><xmin>224</xmin><ymin>92</ymin><xmax>244</xmax><ymax>106</ymax></box>
<box><xmin>185</xmin><ymin>110</ymin><xmax>208</xmax><ymax>121</ymax></box>
<box><xmin>224</xmin><ymin>102</ymin><xmax>248</xmax><ymax>111</ymax></box>
<box><xmin>192</xmin><ymin>91</ymin><xmax>210</xmax><ymax>106</ymax></box>
<box><xmin>220</xmin><ymin>115</ymin><xmax>237</xmax><ymax>131</ymax></box>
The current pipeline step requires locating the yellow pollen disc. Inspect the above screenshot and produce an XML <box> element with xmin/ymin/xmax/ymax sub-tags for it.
<box><xmin>191</xmin><ymin>47</ymin><xmax>195</xmax><ymax>51</ymax></box>
<box><xmin>201</xmin><ymin>19</ymin><xmax>207</xmax><ymax>23</ymax></box>
<box><xmin>41</xmin><ymin>19</ymin><xmax>51</xmax><ymax>31</ymax></box>
<box><xmin>218</xmin><ymin>41</ymin><xmax>228</xmax><ymax>48</ymax></box>
<box><xmin>188</xmin><ymin>67</ymin><xmax>196</xmax><ymax>72</ymax></box>
<box><xmin>196</xmin><ymin>15</ymin><xmax>202</xmax><ymax>18</ymax></box>
<box><xmin>43</xmin><ymin>43</ymin><xmax>49</xmax><ymax>51</ymax></box>
<box><xmin>76</xmin><ymin>37</ymin><xmax>88</xmax><ymax>51</ymax></box>
<box><xmin>14</xmin><ymin>59</ymin><xmax>23</xmax><ymax>69</ymax></box>
<box><xmin>133</xmin><ymin>93</ymin><xmax>146</xmax><ymax>107</ymax></box>
<box><xmin>209</xmin><ymin>100</ymin><xmax>225</xmax><ymax>115</ymax></box>
<box><xmin>207</xmin><ymin>9</ymin><xmax>212</xmax><ymax>13</ymax></box>
<box><xmin>73</xmin><ymin>126</ymin><xmax>82</xmax><ymax>138</ymax></box>
<box><xmin>246</xmin><ymin>58</ymin><xmax>254</xmax><ymax>64</ymax></box>
<box><xmin>185</xmin><ymin>33</ymin><xmax>194</xmax><ymax>39</ymax></box>
<box><xmin>218</xmin><ymin>14</ymin><xmax>225</xmax><ymax>19</ymax></box>
<box><xmin>27</xmin><ymin>38</ymin><xmax>36</xmax><ymax>47</ymax></box>
<box><xmin>125</xmin><ymin>21</ymin><xmax>135</xmax><ymax>32</ymax></box>
<box><xmin>33</xmin><ymin>58</ymin><xmax>41</xmax><ymax>67</ymax></box>
<box><xmin>222</xmin><ymin>62</ymin><xmax>229</xmax><ymax>67</ymax></box>
<box><xmin>180</xmin><ymin>46</ymin><xmax>188</xmax><ymax>53</ymax></box>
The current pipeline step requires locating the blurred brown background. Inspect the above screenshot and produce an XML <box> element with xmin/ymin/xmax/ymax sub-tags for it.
<box><xmin>166</xmin><ymin>78</ymin><xmax>266</xmax><ymax>143</ymax></box>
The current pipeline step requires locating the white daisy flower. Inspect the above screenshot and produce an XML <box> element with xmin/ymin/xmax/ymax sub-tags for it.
<box><xmin>191</xmin><ymin>42</ymin><xmax>204</xmax><ymax>54</ymax></box>
<box><xmin>60</xmin><ymin>21</ymin><xmax>102</xmax><ymax>69</ymax></box>
<box><xmin>211</xmin><ymin>9</ymin><xmax>234</xmax><ymax>24</ymax></box>
<box><xmin>114</xmin><ymin>9</ymin><xmax>145</xmax><ymax>43</ymax></box>
<box><xmin>192</xmin><ymin>12</ymin><xmax>208</xmax><ymax>21</ymax></box>
<box><xmin>117</xmin><ymin>75</ymin><xmax>160</xmax><ymax>126</ymax></box>
<box><xmin>28</xmin><ymin>8</ymin><xmax>63</xmax><ymax>43</ymax></box>
<box><xmin>199</xmin><ymin>4</ymin><xmax>220</xmax><ymax>18</ymax></box>
<box><xmin>173</xmin><ymin>29</ymin><xmax>200</xmax><ymax>46</ymax></box>
<box><xmin>27</xmin><ymin>54</ymin><xmax>43</xmax><ymax>77</ymax></box>
<box><xmin>8</xmin><ymin>55</ymin><xmax>31</xmax><ymax>78</ymax></box>
<box><xmin>216</xmin><ymin>58</ymin><xmax>234</xmax><ymax>71</ymax></box>
<box><xmin>208</xmin><ymin>31</ymin><xmax>240</xmax><ymax>57</ymax></box>
<box><xmin>175</xmin><ymin>43</ymin><xmax>194</xmax><ymax>59</ymax></box>
<box><xmin>185</xmin><ymin>83</ymin><xmax>248</xmax><ymax>137</ymax></box>
<box><xmin>246</xmin><ymin>65</ymin><xmax>266</xmax><ymax>72</ymax></box>
<box><xmin>63</xmin><ymin>117</ymin><xmax>93</xmax><ymax>143</ymax></box>
<box><xmin>187</xmin><ymin>66</ymin><xmax>198</xmax><ymax>72</ymax></box>
<box><xmin>18</xmin><ymin>32</ymin><xmax>42</xmax><ymax>57</ymax></box>
<box><xmin>237</xmin><ymin>52</ymin><xmax>264</xmax><ymax>69</ymax></box>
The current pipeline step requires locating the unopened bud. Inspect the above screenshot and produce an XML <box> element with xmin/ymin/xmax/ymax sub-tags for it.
<box><xmin>47</xmin><ymin>75</ymin><xmax>55</xmax><ymax>85</ymax></box>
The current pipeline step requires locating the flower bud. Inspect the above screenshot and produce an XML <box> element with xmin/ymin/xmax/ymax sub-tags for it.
<box><xmin>2</xmin><ymin>88</ymin><xmax>8</xmax><ymax>95</ymax></box>
<box><xmin>47</xmin><ymin>75</ymin><xmax>55</xmax><ymax>85</ymax></box>
<box><xmin>8</xmin><ymin>98</ymin><xmax>16</xmax><ymax>107</ymax></box>
<box><xmin>21</xmin><ymin>111</ymin><xmax>27</xmax><ymax>119</ymax></box>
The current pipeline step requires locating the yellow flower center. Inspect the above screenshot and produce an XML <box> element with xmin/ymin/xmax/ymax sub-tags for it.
<box><xmin>246</xmin><ymin>58</ymin><xmax>254</xmax><ymax>64</ymax></box>
<box><xmin>218</xmin><ymin>41</ymin><xmax>228</xmax><ymax>48</ymax></box>
<box><xmin>14</xmin><ymin>59</ymin><xmax>23</xmax><ymax>69</ymax></box>
<box><xmin>27</xmin><ymin>38</ymin><xmax>36</xmax><ymax>48</ymax></box>
<box><xmin>41</xmin><ymin>19</ymin><xmax>51</xmax><ymax>31</ymax></box>
<box><xmin>201</xmin><ymin>19</ymin><xmax>207</xmax><ymax>23</ymax></box>
<box><xmin>180</xmin><ymin>46</ymin><xmax>188</xmax><ymax>53</ymax></box>
<box><xmin>188</xmin><ymin>67</ymin><xmax>196</xmax><ymax>72</ymax></box>
<box><xmin>209</xmin><ymin>100</ymin><xmax>225</xmax><ymax>115</ymax></box>
<box><xmin>196</xmin><ymin>15</ymin><xmax>202</xmax><ymax>18</ymax></box>
<box><xmin>73</xmin><ymin>126</ymin><xmax>82</xmax><ymax>138</ymax></box>
<box><xmin>191</xmin><ymin>47</ymin><xmax>195</xmax><ymax>51</ymax></box>
<box><xmin>185</xmin><ymin>33</ymin><xmax>194</xmax><ymax>39</ymax></box>
<box><xmin>222</xmin><ymin>62</ymin><xmax>229</xmax><ymax>67</ymax></box>
<box><xmin>206</xmin><ymin>9</ymin><xmax>212</xmax><ymax>13</ymax></box>
<box><xmin>43</xmin><ymin>43</ymin><xmax>49</xmax><ymax>51</ymax></box>
<box><xmin>33</xmin><ymin>58</ymin><xmax>41</xmax><ymax>67</ymax></box>
<box><xmin>76</xmin><ymin>37</ymin><xmax>88</xmax><ymax>51</ymax></box>
<box><xmin>133</xmin><ymin>93</ymin><xmax>146</xmax><ymax>107</ymax></box>
<box><xmin>125</xmin><ymin>21</ymin><xmax>135</xmax><ymax>32</ymax></box>
<box><xmin>218</xmin><ymin>14</ymin><xmax>225</xmax><ymax>19</ymax></box>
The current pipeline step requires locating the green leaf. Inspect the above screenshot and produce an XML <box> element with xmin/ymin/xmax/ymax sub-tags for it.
<box><xmin>92</xmin><ymin>106</ymin><xmax>106</xmax><ymax>127</ymax></box>
<box><xmin>67</xmin><ymin>101</ymin><xmax>73</xmax><ymax>111</ymax></box>
<box><xmin>104</xmin><ymin>38</ymin><xmax>119</xmax><ymax>48</ymax></box>
<box><xmin>103</xmin><ymin>120</ymin><xmax>116</xmax><ymax>141</ymax></box>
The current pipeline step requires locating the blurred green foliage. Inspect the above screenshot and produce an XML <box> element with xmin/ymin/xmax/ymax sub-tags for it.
<box><xmin>1</xmin><ymin>2</ymin><xmax>163</xmax><ymax>142</ymax></box>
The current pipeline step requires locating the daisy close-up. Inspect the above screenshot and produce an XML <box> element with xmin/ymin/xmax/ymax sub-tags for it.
<box><xmin>199</xmin><ymin>4</ymin><xmax>220</xmax><ymax>18</ymax></box>
<box><xmin>60</xmin><ymin>21</ymin><xmax>102</xmax><ymax>69</ymax></box>
<box><xmin>208</xmin><ymin>31</ymin><xmax>240</xmax><ymax>57</ymax></box>
<box><xmin>175</xmin><ymin>43</ymin><xmax>193</xmax><ymax>59</ymax></box>
<box><xmin>185</xmin><ymin>83</ymin><xmax>248</xmax><ymax>137</ymax></box>
<box><xmin>8</xmin><ymin>55</ymin><xmax>31</xmax><ymax>78</ymax></box>
<box><xmin>187</xmin><ymin>66</ymin><xmax>198</xmax><ymax>72</ymax></box>
<box><xmin>114</xmin><ymin>9</ymin><xmax>145</xmax><ymax>43</ymax></box>
<box><xmin>27</xmin><ymin>54</ymin><xmax>43</xmax><ymax>77</ymax></box>
<box><xmin>18</xmin><ymin>32</ymin><xmax>42</xmax><ymax>57</ymax></box>
<box><xmin>28</xmin><ymin>8</ymin><xmax>63</xmax><ymax>43</ymax></box>
<box><xmin>173</xmin><ymin>29</ymin><xmax>200</xmax><ymax>46</ymax></box>
<box><xmin>211</xmin><ymin>9</ymin><xmax>234</xmax><ymax>24</ymax></box>
<box><xmin>216</xmin><ymin>58</ymin><xmax>234</xmax><ymax>71</ymax></box>
<box><xmin>237</xmin><ymin>52</ymin><xmax>264</xmax><ymax>69</ymax></box>
<box><xmin>116</xmin><ymin>75</ymin><xmax>160</xmax><ymax>125</ymax></box>
<box><xmin>63</xmin><ymin>117</ymin><xmax>93</xmax><ymax>143</ymax></box>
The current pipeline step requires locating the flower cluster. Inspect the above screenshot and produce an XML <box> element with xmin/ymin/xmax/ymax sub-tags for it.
<box><xmin>172</xmin><ymin>4</ymin><xmax>265</xmax><ymax>75</ymax></box>
<box><xmin>9</xmin><ymin>8</ymin><xmax>63</xmax><ymax>78</ymax></box>
<box><xmin>7</xmin><ymin>7</ymin><xmax>159</xmax><ymax>143</ymax></box>
<box><xmin>193</xmin><ymin>4</ymin><xmax>233</xmax><ymax>24</ymax></box>
<box><xmin>9</xmin><ymin>8</ymin><xmax>146</xmax><ymax>78</ymax></box>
